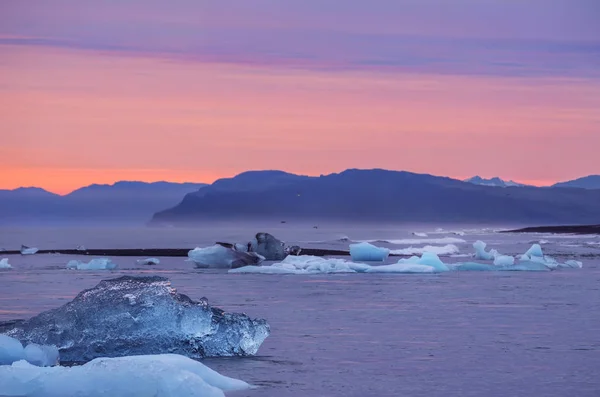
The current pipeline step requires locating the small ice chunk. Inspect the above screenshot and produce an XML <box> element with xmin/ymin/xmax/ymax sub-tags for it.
<box><xmin>76</xmin><ymin>245</ymin><xmax>86</xmax><ymax>251</ymax></box>
<box><xmin>0</xmin><ymin>354</ymin><xmax>251</xmax><ymax>397</ymax></box>
<box><xmin>0</xmin><ymin>335</ymin><xmax>58</xmax><ymax>367</ymax></box>
<box><xmin>137</xmin><ymin>258</ymin><xmax>160</xmax><ymax>266</ymax></box>
<box><xmin>524</xmin><ymin>244</ymin><xmax>544</xmax><ymax>258</ymax></box>
<box><xmin>493</xmin><ymin>255</ymin><xmax>515</xmax><ymax>266</ymax></box>
<box><xmin>349</xmin><ymin>242</ymin><xmax>390</xmax><ymax>262</ymax></box>
<box><xmin>0</xmin><ymin>258</ymin><xmax>12</xmax><ymax>269</ymax></box>
<box><xmin>66</xmin><ymin>258</ymin><xmax>117</xmax><ymax>270</ymax></box>
<box><xmin>20</xmin><ymin>245</ymin><xmax>39</xmax><ymax>255</ymax></box>
<box><xmin>412</xmin><ymin>232</ymin><xmax>428</xmax><ymax>237</ymax></box>
<box><xmin>473</xmin><ymin>240</ymin><xmax>498</xmax><ymax>261</ymax></box>
<box><xmin>390</xmin><ymin>244</ymin><xmax>459</xmax><ymax>256</ymax></box>
<box><xmin>563</xmin><ymin>260</ymin><xmax>583</xmax><ymax>269</ymax></box>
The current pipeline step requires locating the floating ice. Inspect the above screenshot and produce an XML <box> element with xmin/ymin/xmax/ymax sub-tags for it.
<box><xmin>365</xmin><ymin>263</ymin><xmax>437</xmax><ymax>273</ymax></box>
<box><xmin>411</xmin><ymin>232</ymin><xmax>428</xmax><ymax>237</ymax></box>
<box><xmin>493</xmin><ymin>255</ymin><xmax>515</xmax><ymax>266</ymax></box>
<box><xmin>563</xmin><ymin>260</ymin><xmax>583</xmax><ymax>269</ymax></box>
<box><xmin>0</xmin><ymin>258</ymin><xmax>11</xmax><ymax>269</ymax></box>
<box><xmin>76</xmin><ymin>245</ymin><xmax>86</xmax><ymax>251</ymax></box>
<box><xmin>137</xmin><ymin>258</ymin><xmax>160</xmax><ymax>266</ymax></box>
<box><xmin>188</xmin><ymin>244</ymin><xmax>264</xmax><ymax>269</ymax></box>
<box><xmin>373</xmin><ymin>237</ymin><xmax>466</xmax><ymax>245</ymax></box>
<box><xmin>473</xmin><ymin>240</ymin><xmax>498</xmax><ymax>260</ymax></box>
<box><xmin>20</xmin><ymin>245</ymin><xmax>38</xmax><ymax>255</ymax></box>
<box><xmin>525</xmin><ymin>244</ymin><xmax>544</xmax><ymax>258</ymax></box>
<box><xmin>231</xmin><ymin>255</ymin><xmax>371</xmax><ymax>275</ymax></box>
<box><xmin>0</xmin><ymin>354</ymin><xmax>251</xmax><ymax>397</ymax></box>
<box><xmin>250</xmin><ymin>232</ymin><xmax>287</xmax><ymax>260</ymax></box>
<box><xmin>517</xmin><ymin>244</ymin><xmax>583</xmax><ymax>270</ymax></box>
<box><xmin>0</xmin><ymin>276</ymin><xmax>270</xmax><ymax>362</ymax></box>
<box><xmin>0</xmin><ymin>335</ymin><xmax>59</xmax><ymax>367</ymax></box>
<box><xmin>349</xmin><ymin>242</ymin><xmax>389</xmax><ymax>262</ymax></box>
<box><xmin>396</xmin><ymin>252</ymin><xmax>450</xmax><ymax>272</ymax></box>
<box><xmin>67</xmin><ymin>258</ymin><xmax>118</xmax><ymax>270</ymax></box>
<box><xmin>390</xmin><ymin>244</ymin><xmax>459</xmax><ymax>256</ymax></box>
<box><xmin>451</xmin><ymin>262</ymin><xmax>497</xmax><ymax>272</ymax></box>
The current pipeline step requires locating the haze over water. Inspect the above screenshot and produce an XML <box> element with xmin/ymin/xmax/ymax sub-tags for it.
<box><xmin>2</xmin><ymin>223</ymin><xmax>599</xmax><ymax>396</ymax></box>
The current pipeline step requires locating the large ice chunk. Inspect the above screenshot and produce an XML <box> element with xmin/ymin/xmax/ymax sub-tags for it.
<box><xmin>20</xmin><ymin>245</ymin><xmax>38</xmax><ymax>255</ymax></box>
<box><xmin>525</xmin><ymin>244</ymin><xmax>544</xmax><ymax>258</ymax></box>
<box><xmin>349</xmin><ymin>242</ymin><xmax>390</xmax><ymax>262</ymax></box>
<box><xmin>0</xmin><ymin>258</ymin><xmax>11</xmax><ymax>269</ymax></box>
<box><xmin>473</xmin><ymin>240</ymin><xmax>498</xmax><ymax>260</ymax></box>
<box><xmin>390</xmin><ymin>244</ymin><xmax>459</xmax><ymax>256</ymax></box>
<box><xmin>0</xmin><ymin>354</ymin><xmax>251</xmax><ymax>397</ymax></box>
<box><xmin>0</xmin><ymin>335</ymin><xmax>59</xmax><ymax>367</ymax></box>
<box><xmin>250</xmin><ymin>232</ymin><xmax>287</xmax><ymax>260</ymax></box>
<box><xmin>231</xmin><ymin>255</ymin><xmax>371</xmax><ymax>274</ymax></box>
<box><xmin>188</xmin><ymin>244</ymin><xmax>264</xmax><ymax>268</ymax></box>
<box><xmin>396</xmin><ymin>252</ymin><xmax>450</xmax><ymax>272</ymax></box>
<box><xmin>0</xmin><ymin>276</ymin><xmax>270</xmax><ymax>362</ymax></box>
<box><xmin>66</xmin><ymin>258</ymin><xmax>118</xmax><ymax>270</ymax></box>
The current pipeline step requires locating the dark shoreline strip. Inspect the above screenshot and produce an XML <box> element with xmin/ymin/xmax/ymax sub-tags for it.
<box><xmin>501</xmin><ymin>225</ymin><xmax>600</xmax><ymax>235</ymax></box>
<box><xmin>1</xmin><ymin>247</ymin><xmax>353</xmax><ymax>257</ymax></box>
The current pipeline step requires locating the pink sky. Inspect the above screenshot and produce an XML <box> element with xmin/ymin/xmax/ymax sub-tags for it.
<box><xmin>1</xmin><ymin>1</ymin><xmax>599</xmax><ymax>194</ymax></box>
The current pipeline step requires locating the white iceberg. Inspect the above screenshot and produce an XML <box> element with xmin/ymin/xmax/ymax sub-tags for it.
<box><xmin>188</xmin><ymin>244</ymin><xmax>264</xmax><ymax>268</ymax></box>
<box><xmin>395</xmin><ymin>252</ymin><xmax>450</xmax><ymax>272</ymax></box>
<box><xmin>390</xmin><ymin>244</ymin><xmax>459</xmax><ymax>256</ymax></box>
<box><xmin>137</xmin><ymin>257</ymin><xmax>160</xmax><ymax>266</ymax></box>
<box><xmin>231</xmin><ymin>255</ymin><xmax>370</xmax><ymax>275</ymax></box>
<box><xmin>524</xmin><ymin>244</ymin><xmax>544</xmax><ymax>258</ymax></box>
<box><xmin>472</xmin><ymin>240</ymin><xmax>498</xmax><ymax>260</ymax></box>
<box><xmin>67</xmin><ymin>258</ymin><xmax>118</xmax><ymax>270</ymax></box>
<box><xmin>20</xmin><ymin>245</ymin><xmax>39</xmax><ymax>255</ymax></box>
<box><xmin>0</xmin><ymin>354</ymin><xmax>251</xmax><ymax>397</ymax></box>
<box><xmin>0</xmin><ymin>335</ymin><xmax>59</xmax><ymax>367</ymax></box>
<box><xmin>349</xmin><ymin>242</ymin><xmax>389</xmax><ymax>262</ymax></box>
<box><xmin>518</xmin><ymin>244</ymin><xmax>583</xmax><ymax>270</ymax></box>
<box><xmin>0</xmin><ymin>258</ymin><xmax>12</xmax><ymax>269</ymax></box>
<box><xmin>493</xmin><ymin>255</ymin><xmax>515</xmax><ymax>266</ymax></box>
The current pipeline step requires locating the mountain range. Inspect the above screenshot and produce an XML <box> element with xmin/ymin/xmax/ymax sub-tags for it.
<box><xmin>1</xmin><ymin>172</ymin><xmax>599</xmax><ymax>226</ymax></box>
<box><xmin>151</xmin><ymin>170</ymin><xmax>600</xmax><ymax>225</ymax></box>
<box><xmin>0</xmin><ymin>181</ymin><xmax>206</xmax><ymax>225</ymax></box>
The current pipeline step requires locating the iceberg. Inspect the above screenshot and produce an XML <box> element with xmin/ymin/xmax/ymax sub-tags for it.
<box><xmin>493</xmin><ymin>255</ymin><xmax>515</xmax><ymax>266</ymax></box>
<box><xmin>517</xmin><ymin>244</ymin><xmax>582</xmax><ymax>270</ymax></box>
<box><xmin>20</xmin><ymin>245</ymin><xmax>39</xmax><ymax>255</ymax></box>
<box><xmin>349</xmin><ymin>242</ymin><xmax>390</xmax><ymax>262</ymax></box>
<box><xmin>390</xmin><ymin>244</ymin><xmax>459</xmax><ymax>256</ymax></box>
<box><xmin>188</xmin><ymin>244</ymin><xmax>264</xmax><ymax>269</ymax></box>
<box><xmin>137</xmin><ymin>257</ymin><xmax>160</xmax><ymax>266</ymax></box>
<box><xmin>0</xmin><ymin>258</ymin><xmax>11</xmax><ymax>269</ymax></box>
<box><xmin>396</xmin><ymin>252</ymin><xmax>450</xmax><ymax>272</ymax></box>
<box><xmin>473</xmin><ymin>240</ymin><xmax>498</xmax><ymax>260</ymax></box>
<box><xmin>231</xmin><ymin>255</ymin><xmax>371</xmax><ymax>275</ymax></box>
<box><xmin>365</xmin><ymin>263</ymin><xmax>437</xmax><ymax>274</ymax></box>
<box><xmin>525</xmin><ymin>244</ymin><xmax>544</xmax><ymax>258</ymax></box>
<box><xmin>250</xmin><ymin>232</ymin><xmax>287</xmax><ymax>260</ymax></box>
<box><xmin>0</xmin><ymin>276</ymin><xmax>270</xmax><ymax>362</ymax></box>
<box><xmin>411</xmin><ymin>232</ymin><xmax>428</xmax><ymax>237</ymax></box>
<box><xmin>76</xmin><ymin>245</ymin><xmax>86</xmax><ymax>251</ymax></box>
<box><xmin>0</xmin><ymin>354</ymin><xmax>251</xmax><ymax>397</ymax></box>
<box><xmin>0</xmin><ymin>335</ymin><xmax>59</xmax><ymax>367</ymax></box>
<box><xmin>373</xmin><ymin>237</ymin><xmax>466</xmax><ymax>245</ymax></box>
<box><xmin>66</xmin><ymin>258</ymin><xmax>118</xmax><ymax>270</ymax></box>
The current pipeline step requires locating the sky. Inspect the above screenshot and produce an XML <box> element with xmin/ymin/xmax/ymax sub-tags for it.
<box><xmin>1</xmin><ymin>0</ymin><xmax>599</xmax><ymax>194</ymax></box>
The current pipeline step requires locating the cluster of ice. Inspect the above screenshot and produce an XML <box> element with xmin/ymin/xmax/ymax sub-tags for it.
<box><xmin>137</xmin><ymin>257</ymin><xmax>160</xmax><ymax>266</ymax></box>
<box><xmin>470</xmin><ymin>241</ymin><xmax>583</xmax><ymax>270</ymax></box>
<box><xmin>0</xmin><ymin>258</ymin><xmax>11</xmax><ymax>269</ymax></box>
<box><xmin>473</xmin><ymin>240</ymin><xmax>499</xmax><ymax>260</ymax></box>
<box><xmin>188</xmin><ymin>244</ymin><xmax>264</xmax><ymax>269</ymax></box>
<box><xmin>20</xmin><ymin>245</ymin><xmax>38</xmax><ymax>255</ymax></box>
<box><xmin>0</xmin><ymin>354</ymin><xmax>251</xmax><ymax>397</ymax></box>
<box><xmin>374</xmin><ymin>237</ymin><xmax>466</xmax><ymax>245</ymax></box>
<box><xmin>0</xmin><ymin>276</ymin><xmax>270</xmax><ymax>362</ymax></box>
<box><xmin>390</xmin><ymin>244</ymin><xmax>459</xmax><ymax>256</ymax></box>
<box><xmin>0</xmin><ymin>335</ymin><xmax>59</xmax><ymax>367</ymax></box>
<box><xmin>518</xmin><ymin>244</ymin><xmax>582</xmax><ymax>269</ymax></box>
<box><xmin>349</xmin><ymin>242</ymin><xmax>390</xmax><ymax>262</ymax></box>
<box><xmin>67</xmin><ymin>258</ymin><xmax>118</xmax><ymax>270</ymax></box>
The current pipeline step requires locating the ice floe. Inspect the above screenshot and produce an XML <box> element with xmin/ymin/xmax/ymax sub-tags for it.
<box><xmin>411</xmin><ymin>232</ymin><xmax>428</xmax><ymax>237</ymax></box>
<box><xmin>0</xmin><ymin>354</ymin><xmax>251</xmax><ymax>397</ymax></box>
<box><xmin>67</xmin><ymin>258</ymin><xmax>118</xmax><ymax>270</ymax></box>
<box><xmin>390</xmin><ymin>244</ymin><xmax>459</xmax><ymax>256</ymax></box>
<box><xmin>0</xmin><ymin>335</ymin><xmax>59</xmax><ymax>367</ymax></box>
<box><xmin>20</xmin><ymin>245</ymin><xmax>38</xmax><ymax>255</ymax></box>
<box><xmin>493</xmin><ymin>255</ymin><xmax>515</xmax><ymax>266</ymax></box>
<box><xmin>188</xmin><ymin>244</ymin><xmax>264</xmax><ymax>269</ymax></box>
<box><xmin>137</xmin><ymin>257</ymin><xmax>160</xmax><ymax>266</ymax></box>
<box><xmin>0</xmin><ymin>258</ymin><xmax>11</xmax><ymax>269</ymax></box>
<box><xmin>473</xmin><ymin>240</ymin><xmax>499</xmax><ymax>260</ymax></box>
<box><xmin>349</xmin><ymin>242</ymin><xmax>389</xmax><ymax>262</ymax></box>
<box><xmin>0</xmin><ymin>276</ymin><xmax>269</xmax><ymax>362</ymax></box>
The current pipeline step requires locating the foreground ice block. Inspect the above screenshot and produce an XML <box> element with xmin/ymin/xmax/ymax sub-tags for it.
<box><xmin>0</xmin><ymin>276</ymin><xmax>270</xmax><ymax>362</ymax></box>
<box><xmin>188</xmin><ymin>244</ymin><xmax>264</xmax><ymax>268</ymax></box>
<box><xmin>0</xmin><ymin>335</ymin><xmax>59</xmax><ymax>367</ymax></box>
<box><xmin>0</xmin><ymin>354</ymin><xmax>251</xmax><ymax>397</ymax></box>
<box><xmin>0</xmin><ymin>258</ymin><xmax>11</xmax><ymax>269</ymax></box>
<box><xmin>349</xmin><ymin>242</ymin><xmax>390</xmax><ymax>262</ymax></box>
<box><xmin>66</xmin><ymin>258</ymin><xmax>118</xmax><ymax>270</ymax></box>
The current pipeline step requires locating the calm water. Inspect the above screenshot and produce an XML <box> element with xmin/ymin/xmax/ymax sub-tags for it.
<box><xmin>1</xmin><ymin>223</ymin><xmax>600</xmax><ymax>397</ymax></box>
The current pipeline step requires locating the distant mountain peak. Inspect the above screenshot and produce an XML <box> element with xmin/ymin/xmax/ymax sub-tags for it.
<box><xmin>553</xmin><ymin>175</ymin><xmax>600</xmax><ymax>190</ymax></box>
<box><xmin>465</xmin><ymin>176</ymin><xmax>526</xmax><ymax>188</ymax></box>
